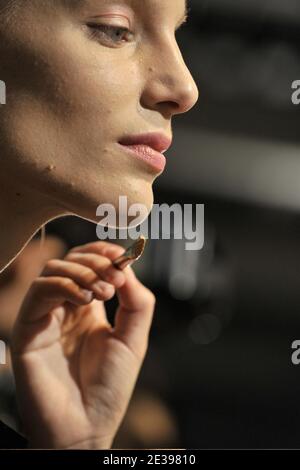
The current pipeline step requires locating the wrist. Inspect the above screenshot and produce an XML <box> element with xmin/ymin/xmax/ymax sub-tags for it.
<box><xmin>27</xmin><ymin>435</ymin><xmax>114</xmax><ymax>450</ymax></box>
<box><xmin>63</xmin><ymin>436</ymin><xmax>114</xmax><ymax>450</ymax></box>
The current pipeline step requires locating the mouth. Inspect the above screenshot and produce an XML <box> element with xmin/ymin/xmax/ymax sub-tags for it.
<box><xmin>118</xmin><ymin>132</ymin><xmax>172</xmax><ymax>173</ymax></box>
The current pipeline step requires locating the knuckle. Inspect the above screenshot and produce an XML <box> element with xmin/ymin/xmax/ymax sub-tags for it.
<box><xmin>92</xmin><ymin>281</ymin><xmax>115</xmax><ymax>300</ymax></box>
<box><xmin>59</xmin><ymin>277</ymin><xmax>75</xmax><ymax>290</ymax></box>
<box><xmin>94</xmin><ymin>258</ymin><xmax>111</xmax><ymax>271</ymax></box>
<box><xmin>94</xmin><ymin>241</ymin><xmax>108</xmax><ymax>248</ymax></box>
<box><xmin>64</xmin><ymin>251</ymin><xmax>77</xmax><ymax>262</ymax></box>
<box><xmin>44</xmin><ymin>258</ymin><xmax>60</xmax><ymax>272</ymax></box>
<box><xmin>144</xmin><ymin>289</ymin><xmax>156</xmax><ymax>305</ymax></box>
<box><xmin>28</xmin><ymin>276</ymin><xmax>52</xmax><ymax>300</ymax></box>
<box><xmin>95</xmin><ymin>241</ymin><xmax>119</xmax><ymax>251</ymax></box>
<box><xmin>80</xmin><ymin>267</ymin><xmax>95</xmax><ymax>280</ymax></box>
<box><xmin>82</xmin><ymin>241</ymin><xmax>109</xmax><ymax>253</ymax></box>
<box><xmin>68</xmin><ymin>245</ymin><xmax>82</xmax><ymax>253</ymax></box>
<box><xmin>30</xmin><ymin>276</ymin><xmax>45</xmax><ymax>293</ymax></box>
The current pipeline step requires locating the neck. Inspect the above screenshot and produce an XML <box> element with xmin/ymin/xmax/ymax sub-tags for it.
<box><xmin>0</xmin><ymin>177</ymin><xmax>67</xmax><ymax>273</ymax></box>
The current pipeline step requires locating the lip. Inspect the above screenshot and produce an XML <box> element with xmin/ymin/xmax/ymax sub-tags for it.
<box><xmin>118</xmin><ymin>132</ymin><xmax>172</xmax><ymax>172</ymax></box>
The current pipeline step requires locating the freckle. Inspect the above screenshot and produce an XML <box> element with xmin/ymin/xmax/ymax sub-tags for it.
<box><xmin>148</xmin><ymin>67</ymin><xmax>154</xmax><ymax>73</ymax></box>
<box><xmin>16</xmin><ymin>192</ymin><xmax>21</xmax><ymax>197</ymax></box>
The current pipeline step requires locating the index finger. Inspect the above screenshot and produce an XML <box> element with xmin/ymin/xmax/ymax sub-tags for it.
<box><xmin>69</xmin><ymin>241</ymin><xmax>126</xmax><ymax>260</ymax></box>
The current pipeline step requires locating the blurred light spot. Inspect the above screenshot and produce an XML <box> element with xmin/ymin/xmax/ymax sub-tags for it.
<box><xmin>169</xmin><ymin>273</ymin><xmax>198</xmax><ymax>300</ymax></box>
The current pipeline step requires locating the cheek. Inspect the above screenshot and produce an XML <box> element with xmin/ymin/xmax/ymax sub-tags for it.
<box><xmin>5</xmin><ymin>15</ymin><xmax>142</xmax><ymax>137</ymax></box>
<box><xmin>42</xmin><ymin>42</ymin><xmax>145</xmax><ymax>173</ymax></box>
<box><xmin>33</xmin><ymin>31</ymin><xmax>142</xmax><ymax>122</ymax></box>
<box><xmin>56</xmin><ymin>53</ymin><xmax>141</xmax><ymax>130</ymax></box>
<box><xmin>3</xmin><ymin>28</ymin><xmax>142</xmax><ymax>169</ymax></box>
<box><xmin>35</xmin><ymin>46</ymin><xmax>143</xmax><ymax>164</ymax></box>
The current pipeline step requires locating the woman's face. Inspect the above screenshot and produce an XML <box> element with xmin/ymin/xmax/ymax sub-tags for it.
<box><xmin>0</xmin><ymin>0</ymin><xmax>198</xmax><ymax>223</ymax></box>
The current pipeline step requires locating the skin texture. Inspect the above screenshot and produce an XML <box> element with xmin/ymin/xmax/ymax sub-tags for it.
<box><xmin>0</xmin><ymin>236</ymin><xmax>66</xmax><ymax>337</ymax></box>
<box><xmin>11</xmin><ymin>241</ymin><xmax>157</xmax><ymax>449</ymax></box>
<box><xmin>0</xmin><ymin>0</ymin><xmax>199</xmax><ymax>449</ymax></box>
<box><xmin>0</xmin><ymin>0</ymin><xmax>198</xmax><ymax>271</ymax></box>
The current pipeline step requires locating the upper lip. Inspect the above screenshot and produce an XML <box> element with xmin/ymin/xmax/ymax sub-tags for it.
<box><xmin>118</xmin><ymin>132</ymin><xmax>172</xmax><ymax>154</ymax></box>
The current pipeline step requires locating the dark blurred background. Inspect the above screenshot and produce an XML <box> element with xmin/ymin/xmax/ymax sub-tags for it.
<box><xmin>1</xmin><ymin>0</ymin><xmax>300</xmax><ymax>449</ymax></box>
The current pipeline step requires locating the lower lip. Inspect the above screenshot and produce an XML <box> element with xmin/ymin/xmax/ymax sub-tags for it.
<box><xmin>118</xmin><ymin>143</ymin><xmax>166</xmax><ymax>172</ymax></box>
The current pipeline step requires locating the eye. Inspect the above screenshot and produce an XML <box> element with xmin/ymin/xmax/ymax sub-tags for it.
<box><xmin>87</xmin><ymin>23</ymin><xmax>134</xmax><ymax>46</ymax></box>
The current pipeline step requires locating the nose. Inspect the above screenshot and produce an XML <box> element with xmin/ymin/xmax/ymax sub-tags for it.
<box><xmin>141</xmin><ymin>38</ymin><xmax>199</xmax><ymax>119</ymax></box>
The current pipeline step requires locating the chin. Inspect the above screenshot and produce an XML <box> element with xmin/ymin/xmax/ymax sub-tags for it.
<box><xmin>63</xmin><ymin>179</ymin><xmax>154</xmax><ymax>229</ymax></box>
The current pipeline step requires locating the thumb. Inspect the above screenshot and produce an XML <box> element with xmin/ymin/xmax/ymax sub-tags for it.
<box><xmin>113</xmin><ymin>266</ymin><xmax>156</xmax><ymax>360</ymax></box>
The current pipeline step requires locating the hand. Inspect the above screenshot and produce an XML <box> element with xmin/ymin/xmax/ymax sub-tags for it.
<box><xmin>11</xmin><ymin>241</ymin><xmax>156</xmax><ymax>449</ymax></box>
<box><xmin>0</xmin><ymin>236</ymin><xmax>66</xmax><ymax>337</ymax></box>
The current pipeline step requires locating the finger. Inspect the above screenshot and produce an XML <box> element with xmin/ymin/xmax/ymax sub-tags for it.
<box><xmin>17</xmin><ymin>276</ymin><xmax>95</xmax><ymax>324</ymax></box>
<box><xmin>64</xmin><ymin>252</ymin><xmax>126</xmax><ymax>289</ymax></box>
<box><xmin>113</xmin><ymin>266</ymin><xmax>156</xmax><ymax>360</ymax></box>
<box><xmin>69</xmin><ymin>241</ymin><xmax>125</xmax><ymax>260</ymax></box>
<box><xmin>42</xmin><ymin>259</ymin><xmax>115</xmax><ymax>301</ymax></box>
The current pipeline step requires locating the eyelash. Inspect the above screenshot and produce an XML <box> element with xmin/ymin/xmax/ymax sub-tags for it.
<box><xmin>87</xmin><ymin>23</ymin><xmax>133</xmax><ymax>46</ymax></box>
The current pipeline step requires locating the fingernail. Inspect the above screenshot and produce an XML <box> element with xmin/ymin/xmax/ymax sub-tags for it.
<box><xmin>105</xmin><ymin>267</ymin><xmax>125</xmax><ymax>283</ymax></box>
<box><xmin>104</xmin><ymin>270</ymin><xmax>116</xmax><ymax>282</ymax></box>
<box><xmin>92</xmin><ymin>280</ymin><xmax>112</xmax><ymax>294</ymax></box>
<box><xmin>81</xmin><ymin>289</ymin><xmax>94</xmax><ymax>302</ymax></box>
